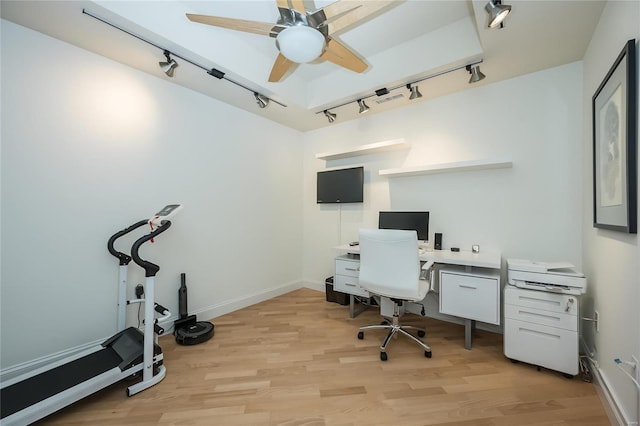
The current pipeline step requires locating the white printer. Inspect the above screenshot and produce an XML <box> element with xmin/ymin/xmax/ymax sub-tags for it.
<box><xmin>504</xmin><ymin>259</ymin><xmax>587</xmax><ymax>376</ymax></box>
<box><xmin>507</xmin><ymin>258</ymin><xmax>587</xmax><ymax>295</ymax></box>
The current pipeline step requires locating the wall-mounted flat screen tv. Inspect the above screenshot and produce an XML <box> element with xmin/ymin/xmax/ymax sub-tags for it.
<box><xmin>378</xmin><ymin>211</ymin><xmax>430</xmax><ymax>241</ymax></box>
<box><xmin>316</xmin><ymin>166</ymin><xmax>364</xmax><ymax>204</ymax></box>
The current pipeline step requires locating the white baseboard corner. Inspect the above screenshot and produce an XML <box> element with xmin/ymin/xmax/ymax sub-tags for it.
<box><xmin>581</xmin><ymin>341</ymin><xmax>635</xmax><ymax>426</ymax></box>
<box><xmin>303</xmin><ymin>280</ymin><xmax>325</xmax><ymax>292</ymax></box>
<box><xmin>196</xmin><ymin>280</ymin><xmax>305</xmax><ymax>322</ymax></box>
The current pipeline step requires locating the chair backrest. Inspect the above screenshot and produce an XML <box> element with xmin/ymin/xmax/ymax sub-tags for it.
<box><xmin>358</xmin><ymin>228</ymin><xmax>428</xmax><ymax>301</ymax></box>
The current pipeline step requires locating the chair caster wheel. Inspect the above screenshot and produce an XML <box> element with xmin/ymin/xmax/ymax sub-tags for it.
<box><xmin>418</xmin><ymin>330</ymin><xmax>426</xmax><ymax>338</ymax></box>
<box><xmin>357</xmin><ymin>331</ymin><xmax>364</xmax><ymax>340</ymax></box>
<box><xmin>380</xmin><ymin>352</ymin><xmax>388</xmax><ymax>361</ymax></box>
<box><xmin>425</xmin><ymin>351</ymin><xmax>432</xmax><ymax>358</ymax></box>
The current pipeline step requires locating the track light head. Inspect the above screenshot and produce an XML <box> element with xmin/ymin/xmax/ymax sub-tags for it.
<box><xmin>323</xmin><ymin>110</ymin><xmax>337</xmax><ymax>123</ymax></box>
<box><xmin>485</xmin><ymin>0</ymin><xmax>511</xmax><ymax>28</ymax></box>
<box><xmin>159</xmin><ymin>50</ymin><xmax>178</xmax><ymax>77</ymax></box>
<box><xmin>254</xmin><ymin>92</ymin><xmax>270</xmax><ymax>109</ymax></box>
<box><xmin>467</xmin><ymin>64</ymin><xmax>486</xmax><ymax>83</ymax></box>
<box><xmin>406</xmin><ymin>84</ymin><xmax>423</xmax><ymax>100</ymax></box>
<box><xmin>357</xmin><ymin>99</ymin><xmax>370</xmax><ymax>114</ymax></box>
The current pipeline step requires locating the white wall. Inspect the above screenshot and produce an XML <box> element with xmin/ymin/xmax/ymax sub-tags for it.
<box><xmin>302</xmin><ymin>62</ymin><xmax>584</xmax><ymax>309</ymax></box>
<box><xmin>582</xmin><ymin>1</ymin><xmax>640</xmax><ymax>424</ymax></box>
<box><xmin>0</xmin><ymin>20</ymin><xmax>304</xmax><ymax>369</ymax></box>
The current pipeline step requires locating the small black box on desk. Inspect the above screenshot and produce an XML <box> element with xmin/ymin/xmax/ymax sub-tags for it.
<box><xmin>325</xmin><ymin>276</ymin><xmax>349</xmax><ymax>305</ymax></box>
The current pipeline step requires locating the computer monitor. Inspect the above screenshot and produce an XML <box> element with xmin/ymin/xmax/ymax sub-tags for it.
<box><xmin>378</xmin><ymin>211</ymin><xmax>430</xmax><ymax>242</ymax></box>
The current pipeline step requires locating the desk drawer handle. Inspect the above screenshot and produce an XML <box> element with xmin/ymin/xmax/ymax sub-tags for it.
<box><xmin>459</xmin><ymin>284</ymin><xmax>477</xmax><ymax>289</ymax></box>
<box><xmin>345</xmin><ymin>267</ymin><xmax>359</xmax><ymax>272</ymax></box>
<box><xmin>345</xmin><ymin>282</ymin><xmax>357</xmax><ymax>287</ymax></box>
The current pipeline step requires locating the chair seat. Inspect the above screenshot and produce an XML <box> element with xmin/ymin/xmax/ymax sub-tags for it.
<box><xmin>372</xmin><ymin>279</ymin><xmax>430</xmax><ymax>302</ymax></box>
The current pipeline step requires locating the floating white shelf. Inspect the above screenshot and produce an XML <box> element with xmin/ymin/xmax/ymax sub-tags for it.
<box><xmin>315</xmin><ymin>139</ymin><xmax>409</xmax><ymax>161</ymax></box>
<box><xmin>379</xmin><ymin>159</ymin><xmax>512</xmax><ymax>177</ymax></box>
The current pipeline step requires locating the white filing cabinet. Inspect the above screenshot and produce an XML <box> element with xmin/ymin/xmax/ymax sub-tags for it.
<box><xmin>334</xmin><ymin>255</ymin><xmax>369</xmax><ymax>298</ymax></box>
<box><xmin>504</xmin><ymin>286</ymin><xmax>579</xmax><ymax>376</ymax></box>
<box><xmin>439</xmin><ymin>267</ymin><xmax>501</xmax><ymax>325</ymax></box>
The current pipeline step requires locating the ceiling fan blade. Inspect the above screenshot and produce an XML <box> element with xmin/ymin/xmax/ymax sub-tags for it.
<box><xmin>321</xmin><ymin>0</ymin><xmax>396</xmax><ymax>34</ymax></box>
<box><xmin>276</xmin><ymin>0</ymin><xmax>306</xmax><ymax>14</ymax></box>
<box><xmin>269</xmin><ymin>53</ymin><xmax>296</xmax><ymax>82</ymax></box>
<box><xmin>186</xmin><ymin>13</ymin><xmax>276</xmax><ymax>36</ymax></box>
<box><xmin>321</xmin><ymin>38</ymin><xmax>367</xmax><ymax>73</ymax></box>
<box><xmin>290</xmin><ymin>0</ymin><xmax>307</xmax><ymax>14</ymax></box>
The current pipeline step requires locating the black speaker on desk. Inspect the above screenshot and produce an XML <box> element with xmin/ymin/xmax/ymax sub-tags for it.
<box><xmin>434</xmin><ymin>233</ymin><xmax>442</xmax><ymax>250</ymax></box>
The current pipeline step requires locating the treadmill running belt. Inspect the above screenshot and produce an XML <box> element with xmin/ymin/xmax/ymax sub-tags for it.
<box><xmin>0</xmin><ymin>347</ymin><xmax>122</xmax><ymax>419</ymax></box>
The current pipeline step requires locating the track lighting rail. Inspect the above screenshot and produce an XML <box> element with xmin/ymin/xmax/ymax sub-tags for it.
<box><xmin>316</xmin><ymin>59</ymin><xmax>483</xmax><ymax>115</ymax></box>
<box><xmin>81</xmin><ymin>9</ymin><xmax>286</xmax><ymax>108</ymax></box>
<box><xmin>315</xmin><ymin>59</ymin><xmax>484</xmax><ymax>122</ymax></box>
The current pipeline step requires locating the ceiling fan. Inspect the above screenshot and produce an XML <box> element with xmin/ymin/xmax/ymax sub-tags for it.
<box><xmin>186</xmin><ymin>0</ymin><xmax>395</xmax><ymax>82</ymax></box>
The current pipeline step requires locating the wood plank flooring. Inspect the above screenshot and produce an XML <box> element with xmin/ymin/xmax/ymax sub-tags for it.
<box><xmin>35</xmin><ymin>288</ymin><xmax>610</xmax><ymax>425</ymax></box>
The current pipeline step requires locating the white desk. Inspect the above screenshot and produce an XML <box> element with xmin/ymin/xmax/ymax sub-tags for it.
<box><xmin>334</xmin><ymin>245</ymin><xmax>501</xmax><ymax>269</ymax></box>
<box><xmin>333</xmin><ymin>245</ymin><xmax>502</xmax><ymax>349</ymax></box>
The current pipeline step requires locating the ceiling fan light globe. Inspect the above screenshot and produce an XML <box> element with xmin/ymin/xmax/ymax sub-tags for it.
<box><xmin>276</xmin><ymin>26</ymin><xmax>325</xmax><ymax>64</ymax></box>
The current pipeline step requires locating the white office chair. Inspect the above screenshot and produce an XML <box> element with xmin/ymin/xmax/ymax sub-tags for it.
<box><xmin>356</xmin><ymin>228</ymin><xmax>432</xmax><ymax>361</ymax></box>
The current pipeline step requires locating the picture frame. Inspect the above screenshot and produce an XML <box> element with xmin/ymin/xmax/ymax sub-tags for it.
<box><xmin>592</xmin><ymin>39</ymin><xmax>637</xmax><ymax>233</ymax></box>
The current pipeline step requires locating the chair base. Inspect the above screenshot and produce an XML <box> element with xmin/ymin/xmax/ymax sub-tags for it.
<box><xmin>357</xmin><ymin>316</ymin><xmax>432</xmax><ymax>361</ymax></box>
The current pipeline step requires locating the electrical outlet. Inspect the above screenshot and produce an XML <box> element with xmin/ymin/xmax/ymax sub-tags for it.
<box><xmin>594</xmin><ymin>310</ymin><xmax>600</xmax><ymax>332</ymax></box>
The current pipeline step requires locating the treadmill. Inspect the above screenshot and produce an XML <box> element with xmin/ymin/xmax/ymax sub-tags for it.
<box><xmin>0</xmin><ymin>204</ymin><xmax>181</xmax><ymax>425</ymax></box>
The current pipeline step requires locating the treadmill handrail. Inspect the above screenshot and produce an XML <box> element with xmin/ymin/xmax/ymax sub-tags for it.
<box><xmin>107</xmin><ymin>219</ymin><xmax>148</xmax><ymax>266</ymax></box>
<box><xmin>131</xmin><ymin>221</ymin><xmax>172</xmax><ymax>277</ymax></box>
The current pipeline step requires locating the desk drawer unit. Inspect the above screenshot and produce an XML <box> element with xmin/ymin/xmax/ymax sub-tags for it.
<box><xmin>504</xmin><ymin>286</ymin><xmax>579</xmax><ymax>375</ymax></box>
<box><xmin>439</xmin><ymin>268</ymin><xmax>500</xmax><ymax>325</ymax></box>
<box><xmin>334</xmin><ymin>256</ymin><xmax>369</xmax><ymax>298</ymax></box>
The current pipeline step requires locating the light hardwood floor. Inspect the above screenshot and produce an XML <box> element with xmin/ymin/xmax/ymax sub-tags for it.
<box><xmin>36</xmin><ymin>288</ymin><xmax>610</xmax><ymax>425</ymax></box>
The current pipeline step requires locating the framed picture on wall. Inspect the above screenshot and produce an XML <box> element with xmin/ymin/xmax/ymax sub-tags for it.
<box><xmin>592</xmin><ymin>38</ymin><xmax>637</xmax><ymax>233</ymax></box>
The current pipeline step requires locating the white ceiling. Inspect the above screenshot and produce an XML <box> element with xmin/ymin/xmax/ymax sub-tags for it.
<box><xmin>1</xmin><ymin>0</ymin><xmax>605</xmax><ymax>131</ymax></box>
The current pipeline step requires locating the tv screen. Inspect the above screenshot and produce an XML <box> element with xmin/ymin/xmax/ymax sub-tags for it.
<box><xmin>378</xmin><ymin>211</ymin><xmax>430</xmax><ymax>241</ymax></box>
<box><xmin>316</xmin><ymin>166</ymin><xmax>364</xmax><ymax>204</ymax></box>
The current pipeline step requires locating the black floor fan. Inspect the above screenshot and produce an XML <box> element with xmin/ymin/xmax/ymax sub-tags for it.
<box><xmin>174</xmin><ymin>273</ymin><xmax>214</xmax><ymax>345</ymax></box>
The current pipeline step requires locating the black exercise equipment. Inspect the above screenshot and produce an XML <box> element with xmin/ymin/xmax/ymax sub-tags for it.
<box><xmin>0</xmin><ymin>204</ymin><xmax>181</xmax><ymax>425</ymax></box>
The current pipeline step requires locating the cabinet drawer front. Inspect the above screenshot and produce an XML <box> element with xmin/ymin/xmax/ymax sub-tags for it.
<box><xmin>504</xmin><ymin>318</ymin><xmax>578</xmax><ymax>375</ymax></box>
<box><xmin>504</xmin><ymin>304</ymin><xmax>577</xmax><ymax>331</ymax></box>
<box><xmin>439</xmin><ymin>272</ymin><xmax>499</xmax><ymax>325</ymax></box>
<box><xmin>505</xmin><ymin>286</ymin><xmax>578</xmax><ymax>315</ymax></box>
<box><xmin>335</xmin><ymin>259</ymin><xmax>360</xmax><ymax>278</ymax></box>
<box><xmin>334</xmin><ymin>275</ymin><xmax>369</xmax><ymax>298</ymax></box>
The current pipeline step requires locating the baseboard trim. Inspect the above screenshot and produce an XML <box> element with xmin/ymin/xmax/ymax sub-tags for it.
<box><xmin>0</xmin><ymin>338</ymin><xmax>104</xmax><ymax>383</ymax></box>
<box><xmin>303</xmin><ymin>280</ymin><xmax>325</xmax><ymax>292</ymax></box>
<box><xmin>194</xmin><ymin>280</ymin><xmax>305</xmax><ymax>322</ymax></box>
<box><xmin>580</xmin><ymin>340</ymin><xmax>634</xmax><ymax>426</ymax></box>
<box><xmin>592</xmin><ymin>363</ymin><xmax>635</xmax><ymax>425</ymax></box>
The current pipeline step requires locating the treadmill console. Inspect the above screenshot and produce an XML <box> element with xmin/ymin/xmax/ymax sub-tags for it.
<box><xmin>150</xmin><ymin>204</ymin><xmax>183</xmax><ymax>227</ymax></box>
